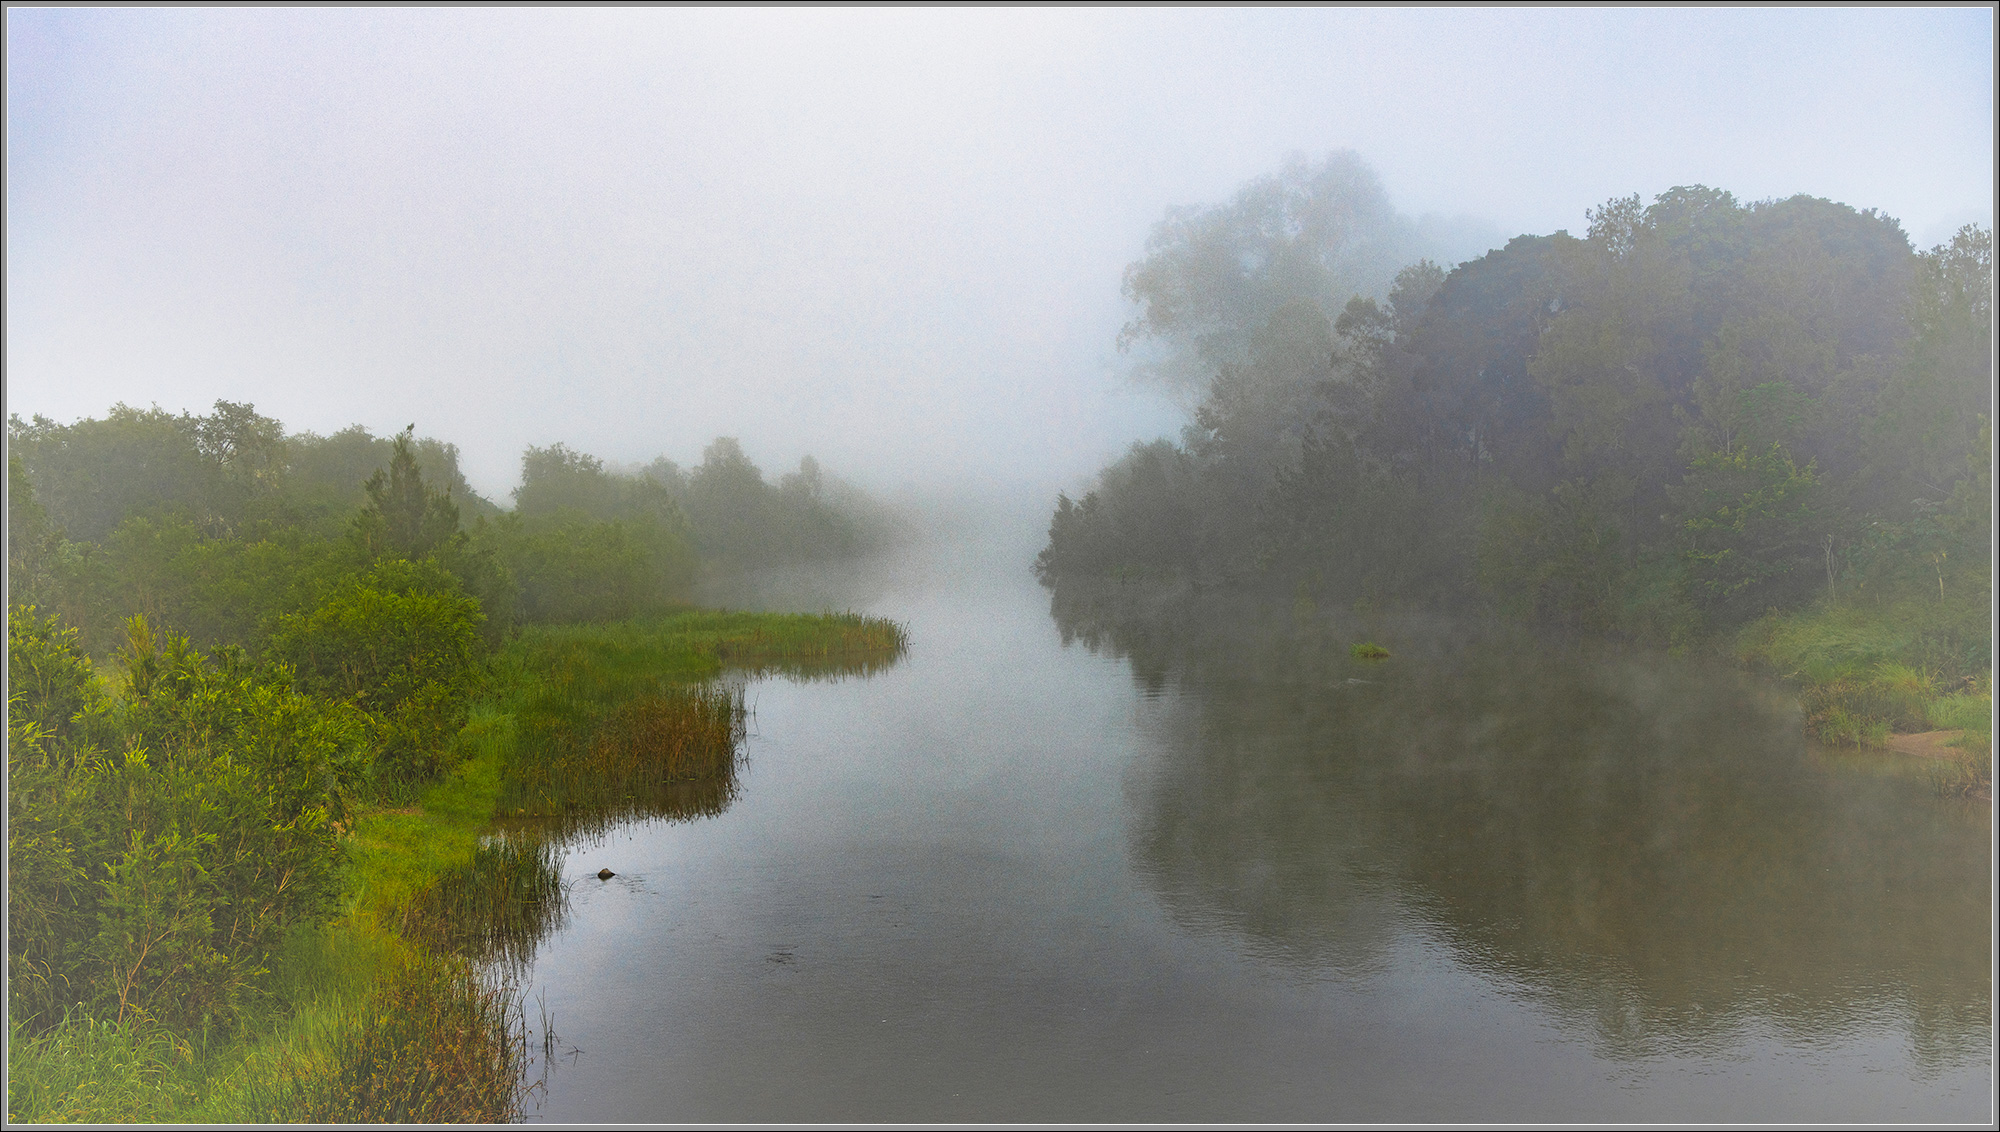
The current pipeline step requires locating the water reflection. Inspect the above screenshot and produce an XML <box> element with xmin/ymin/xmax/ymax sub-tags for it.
<box><xmin>1054</xmin><ymin>580</ymin><xmax>1991</xmax><ymax>1065</ymax></box>
<box><xmin>405</xmin><ymin>833</ymin><xmax>571</xmax><ymax>970</ymax></box>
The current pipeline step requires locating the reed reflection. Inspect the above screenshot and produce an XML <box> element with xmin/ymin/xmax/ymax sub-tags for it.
<box><xmin>442</xmin><ymin>637</ymin><xmax>906</xmax><ymax>968</ymax></box>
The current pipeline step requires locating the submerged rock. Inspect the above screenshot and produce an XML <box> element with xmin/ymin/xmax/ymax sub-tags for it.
<box><xmin>597</xmin><ymin>868</ymin><xmax>616</xmax><ymax>880</ymax></box>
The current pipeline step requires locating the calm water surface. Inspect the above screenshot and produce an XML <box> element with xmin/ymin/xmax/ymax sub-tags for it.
<box><xmin>520</xmin><ymin>518</ymin><xmax>1991</xmax><ymax>1123</ymax></box>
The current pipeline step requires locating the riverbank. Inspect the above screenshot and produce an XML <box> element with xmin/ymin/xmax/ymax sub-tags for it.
<box><xmin>6</xmin><ymin>609</ymin><xmax>907</xmax><ymax>1124</ymax></box>
<box><xmin>1736</xmin><ymin>594</ymin><xmax>1992</xmax><ymax>799</ymax></box>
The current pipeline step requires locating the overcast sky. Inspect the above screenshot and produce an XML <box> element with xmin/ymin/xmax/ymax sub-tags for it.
<box><xmin>7</xmin><ymin>8</ymin><xmax>1992</xmax><ymax>503</ymax></box>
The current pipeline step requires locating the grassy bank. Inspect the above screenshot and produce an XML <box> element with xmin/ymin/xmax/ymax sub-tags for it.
<box><xmin>1739</xmin><ymin>594</ymin><xmax>1992</xmax><ymax>796</ymax></box>
<box><xmin>7</xmin><ymin>609</ymin><xmax>906</xmax><ymax>1123</ymax></box>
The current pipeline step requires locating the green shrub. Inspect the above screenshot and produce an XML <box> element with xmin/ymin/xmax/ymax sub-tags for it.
<box><xmin>265</xmin><ymin>559</ymin><xmax>483</xmax><ymax>790</ymax></box>
<box><xmin>8</xmin><ymin>609</ymin><xmax>362</xmax><ymax>1035</ymax></box>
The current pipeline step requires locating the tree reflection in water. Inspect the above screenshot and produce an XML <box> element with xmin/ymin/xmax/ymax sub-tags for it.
<box><xmin>1053</xmin><ymin>579</ymin><xmax>1990</xmax><ymax>1067</ymax></box>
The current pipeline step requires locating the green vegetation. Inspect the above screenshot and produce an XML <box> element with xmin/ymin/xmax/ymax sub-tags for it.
<box><xmin>7</xmin><ymin>402</ymin><xmax>907</xmax><ymax>1121</ymax></box>
<box><xmin>9</xmin><ymin>406</ymin><xmax>900</xmax><ymax>655</ymax></box>
<box><xmin>9</xmin><ymin>611</ymin><xmax>355</xmax><ymax>1037</ymax></box>
<box><xmin>9</xmin><ymin>604</ymin><xmax>906</xmax><ymax>1122</ymax></box>
<box><xmin>1350</xmin><ymin>641</ymin><xmax>1391</xmax><ymax>660</ymax></box>
<box><xmin>1041</xmin><ymin>155</ymin><xmax>1991</xmax><ymax>768</ymax></box>
<box><xmin>249</xmin><ymin>952</ymin><xmax>529</xmax><ymax>1124</ymax></box>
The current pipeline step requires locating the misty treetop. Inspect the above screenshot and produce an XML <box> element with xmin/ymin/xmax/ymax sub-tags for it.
<box><xmin>1043</xmin><ymin>163</ymin><xmax>1991</xmax><ymax>665</ymax></box>
<box><xmin>8</xmin><ymin>404</ymin><xmax>495</xmax><ymax>547</ymax></box>
<box><xmin>1117</xmin><ymin>151</ymin><xmax>1491</xmax><ymax>405</ymax></box>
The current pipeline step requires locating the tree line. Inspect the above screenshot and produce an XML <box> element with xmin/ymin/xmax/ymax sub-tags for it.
<box><xmin>10</xmin><ymin>407</ymin><xmax>894</xmax><ymax>652</ymax></box>
<box><xmin>1039</xmin><ymin>155</ymin><xmax>1990</xmax><ymax>681</ymax></box>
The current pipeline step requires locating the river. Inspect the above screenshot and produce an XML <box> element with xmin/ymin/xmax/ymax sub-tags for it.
<box><xmin>516</xmin><ymin>509</ymin><xmax>1992</xmax><ymax>1123</ymax></box>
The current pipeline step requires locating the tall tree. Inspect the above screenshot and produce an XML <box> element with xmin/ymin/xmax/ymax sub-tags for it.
<box><xmin>356</xmin><ymin>427</ymin><xmax>461</xmax><ymax>558</ymax></box>
<box><xmin>1118</xmin><ymin>151</ymin><xmax>1433</xmax><ymax>403</ymax></box>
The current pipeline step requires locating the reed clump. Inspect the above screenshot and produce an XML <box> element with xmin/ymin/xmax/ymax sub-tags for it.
<box><xmin>501</xmin><ymin>683</ymin><xmax>746</xmax><ymax>839</ymax></box>
<box><xmin>257</xmin><ymin>953</ymin><xmax>528</xmax><ymax>1124</ymax></box>
<box><xmin>594</xmin><ymin>687</ymin><xmax>746</xmax><ymax>780</ymax></box>
<box><xmin>1930</xmin><ymin>743</ymin><xmax>1993</xmax><ymax>800</ymax></box>
<box><xmin>711</xmin><ymin>611</ymin><xmax>909</xmax><ymax>675</ymax></box>
<box><xmin>490</xmin><ymin>609</ymin><xmax>903</xmax><ymax>837</ymax></box>
<box><xmin>402</xmin><ymin>835</ymin><xmax>569</xmax><ymax>969</ymax></box>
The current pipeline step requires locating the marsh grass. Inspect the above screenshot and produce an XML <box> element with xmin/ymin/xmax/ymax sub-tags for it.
<box><xmin>241</xmin><ymin>952</ymin><xmax>531</xmax><ymax>1124</ymax></box>
<box><xmin>6</xmin><ymin>1011</ymin><xmax>204</xmax><ymax>1123</ymax></box>
<box><xmin>504</xmin><ymin>684</ymin><xmax>746</xmax><ymax>839</ymax></box>
<box><xmin>342</xmin><ymin>722</ymin><xmax>512</xmax><ymax>928</ymax></box>
<box><xmin>710</xmin><ymin>611</ymin><xmax>908</xmax><ymax>678</ymax></box>
<box><xmin>491</xmin><ymin>609</ymin><xmax>901</xmax><ymax>837</ymax></box>
<box><xmin>496</xmin><ymin>640</ymin><xmax>749</xmax><ymax>838</ymax></box>
<box><xmin>5</xmin><ymin>921</ymin><xmax>540</xmax><ymax>1127</ymax></box>
<box><xmin>1741</xmin><ymin>597</ymin><xmax>1992</xmax><ymax>759</ymax></box>
<box><xmin>1927</xmin><ymin>678</ymin><xmax>1994</xmax><ymax>798</ymax></box>
<box><xmin>1929</xmin><ymin>744</ymin><xmax>1993</xmax><ymax>800</ymax></box>
<box><xmin>403</xmin><ymin>835</ymin><xmax>569</xmax><ymax>969</ymax></box>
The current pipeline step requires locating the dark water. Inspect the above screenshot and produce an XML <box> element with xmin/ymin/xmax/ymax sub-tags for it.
<box><xmin>520</xmin><ymin>520</ymin><xmax>1992</xmax><ymax>1123</ymax></box>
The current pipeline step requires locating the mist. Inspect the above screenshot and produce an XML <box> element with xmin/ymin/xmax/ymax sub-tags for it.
<box><xmin>7</xmin><ymin>8</ymin><xmax>1992</xmax><ymax>504</ymax></box>
<box><xmin>9</xmin><ymin>11</ymin><xmax>1995</xmax><ymax>1124</ymax></box>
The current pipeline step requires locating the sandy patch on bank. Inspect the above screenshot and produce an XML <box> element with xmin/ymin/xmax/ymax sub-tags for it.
<box><xmin>1886</xmin><ymin>730</ymin><xmax>1972</xmax><ymax>759</ymax></box>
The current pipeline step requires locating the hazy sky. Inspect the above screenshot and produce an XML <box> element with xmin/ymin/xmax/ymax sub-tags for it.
<box><xmin>7</xmin><ymin>8</ymin><xmax>1992</xmax><ymax>502</ymax></box>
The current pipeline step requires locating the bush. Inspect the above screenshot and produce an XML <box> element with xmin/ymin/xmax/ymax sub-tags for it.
<box><xmin>8</xmin><ymin>608</ymin><xmax>362</xmax><ymax>1035</ymax></box>
<box><xmin>265</xmin><ymin>559</ymin><xmax>484</xmax><ymax>789</ymax></box>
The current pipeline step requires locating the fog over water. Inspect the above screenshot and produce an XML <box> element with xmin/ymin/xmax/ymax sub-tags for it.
<box><xmin>6</xmin><ymin>12</ymin><xmax>1993</xmax><ymax>1123</ymax></box>
<box><xmin>6</xmin><ymin>8</ymin><xmax>1991</xmax><ymax>504</ymax></box>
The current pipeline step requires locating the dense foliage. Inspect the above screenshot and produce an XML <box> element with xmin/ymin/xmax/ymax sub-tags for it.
<box><xmin>9</xmin><ymin>407</ymin><xmax>895</xmax><ymax>651</ymax></box>
<box><xmin>7</xmin><ymin>402</ymin><xmax>897</xmax><ymax>1115</ymax></box>
<box><xmin>8</xmin><ymin>610</ymin><xmax>360</xmax><ymax>1034</ymax></box>
<box><xmin>1043</xmin><ymin>163</ymin><xmax>1990</xmax><ymax>690</ymax></box>
<box><xmin>1042</xmin><ymin>160</ymin><xmax>1991</xmax><ymax>759</ymax></box>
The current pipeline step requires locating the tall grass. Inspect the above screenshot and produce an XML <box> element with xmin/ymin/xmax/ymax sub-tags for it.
<box><xmin>500</xmin><ymin>678</ymin><xmax>746</xmax><ymax>840</ymax></box>
<box><xmin>710</xmin><ymin>610</ymin><xmax>909</xmax><ymax>679</ymax></box>
<box><xmin>490</xmin><ymin>627</ymin><xmax>743</xmax><ymax>840</ymax></box>
<box><xmin>6</xmin><ymin>923</ymin><xmax>541</xmax><ymax>1126</ymax></box>
<box><xmin>1928</xmin><ymin>676</ymin><xmax>1995</xmax><ymax>798</ymax></box>
<box><xmin>403</xmin><ymin>835</ymin><xmax>569</xmax><ymax>969</ymax></box>
<box><xmin>490</xmin><ymin>609</ymin><xmax>902</xmax><ymax>837</ymax></box>
<box><xmin>238</xmin><ymin>952</ymin><xmax>531</xmax><ymax>1124</ymax></box>
<box><xmin>7</xmin><ymin>1011</ymin><xmax>203</xmax><ymax>1123</ymax></box>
